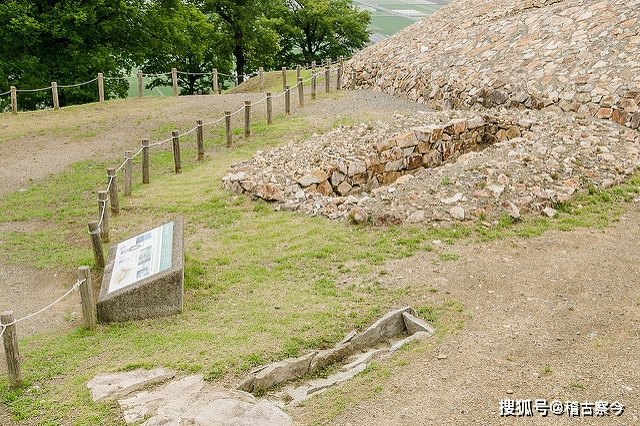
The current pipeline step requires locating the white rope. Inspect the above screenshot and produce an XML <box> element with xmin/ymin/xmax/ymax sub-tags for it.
<box><xmin>15</xmin><ymin>87</ymin><xmax>50</xmax><ymax>93</ymax></box>
<box><xmin>16</xmin><ymin>279</ymin><xmax>85</xmax><ymax>324</ymax></box>
<box><xmin>149</xmin><ymin>137</ymin><xmax>173</xmax><ymax>147</ymax></box>
<box><xmin>229</xmin><ymin>105</ymin><xmax>245</xmax><ymax>117</ymax></box>
<box><xmin>115</xmin><ymin>158</ymin><xmax>128</xmax><ymax>174</ymax></box>
<box><xmin>252</xmin><ymin>96</ymin><xmax>268</xmax><ymax>106</ymax></box>
<box><xmin>180</xmin><ymin>126</ymin><xmax>198</xmax><ymax>138</ymax></box>
<box><xmin>202</xmin><ymin>116</ymin><xmax>226</xmax><ymax>127</ymax></box>
<box><xmin>0</xmin><ymin>90</ymin><xmax>10</xmax><ymax>96</ymax></box>
<box><xmin>142</xmin><ymin>72</ymin><xmax>172</xmax><ymax>78</ymax></box>
<box><xmin>0</xmin><ymin>278</ymin><xmax>86</xmax><ymax>339</ymax></box>
<box><xmin>58</xmin><ymin>78</ymin><xmax>99</xmax><ymax>89</ymax></box>
<box><xmin>96</xmin><ymin>197</ymin><xmax>108</xmax><ymax>230</ymax></box>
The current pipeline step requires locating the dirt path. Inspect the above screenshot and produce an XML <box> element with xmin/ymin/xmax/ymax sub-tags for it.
<box><xmin>1</xmin><ymin>91</ymin><xmax>638</xmax><ymax>425</ymax></box>
<box><xmin>300</xmin><ymin>207</ymin><xmax>639</xmax><ymax>425</ymax></box>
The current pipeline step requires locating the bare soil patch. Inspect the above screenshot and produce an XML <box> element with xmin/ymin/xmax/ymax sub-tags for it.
<box><xmin>1</xmin><ymin>91</ymin><xmax>639</xmax><ymax>425</ymax></box>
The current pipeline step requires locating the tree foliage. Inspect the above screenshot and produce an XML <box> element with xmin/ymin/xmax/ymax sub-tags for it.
<box><xmin>140</xmin><ymin>0</ymin><xmax>234</xmax><ymax>95</ymax></box>
<box><xmin>199</xmin><ymin>0</ymin><xmax>281</xmax><ymax>81</ymax></box>
<box><xmin>274</xmin><ymin>0</ymin><xmax>370</xmax><ymax>67</ymax></box>
<box><xmin>0</xmin><ymin>0</ymin><xmax>371</xmax><ymax>110</ymax></box>
<box><xmin>0</xmin><ymin>0</ymin><xmax>141</xmax><ymax>110</ymax></box>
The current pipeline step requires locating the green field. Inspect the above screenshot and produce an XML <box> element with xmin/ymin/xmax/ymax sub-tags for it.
<box><xmin>354</xmin><ymin>0</ymin><xmax>452</xmax><ymax>38</ymax></box>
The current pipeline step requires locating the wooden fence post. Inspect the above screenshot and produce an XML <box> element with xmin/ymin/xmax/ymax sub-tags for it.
<box><xmin>282</xmin><ymin>67</ymin><xmax>287</xmax><ymax>91</ymax></box>
<box><xmin>10</xmin><ymin>86</ymin><xmax>17</xmax><ymax>114</ymax></box>
<box><xmin>172</xmin><ymin>68</ymin><xmax>178</xmax><ymax>97</ymax></box>
<box><xmin>137</xmin><ymin>70</ymin><xmax>143</xmax><ymax>99</ymax></box>
<box><xmin>266</xmin><ymin>93</ymin><xmax>273</xmax><ymax>125</ymax></box>
<box><xmin>87</xmin><ymin>221</ymin><xmax>105</xmax><ymax>269</ymax></box>
<box><xmin>351</xmin><ymin>70</ymin><xmax>356</xmax><ymax>90</ymax></box>
<box><xmin>337</xmin><ymin>57</ymin><xmax>343</xmax><ymax>91</ymax></box>
<box><xmin>142</xmin><ymin>139</ymin><xmax>150</xmax><ymax>184</ymax></box>
<box><xmin>98</xmin><ymin>73</ymin><xmax>105</xmax><ymax>102</ymax></box>
<box><xmin>213</xmin><ymin>69</ymin><xmax>219</xmax><ymax>94</ymax></box>
<box><xmin>325</xmin><ymin>66</ymin><xmax>331</xmax><ymax>93</ymax></box>
<box><xmin>1</xmin><ymin>311</ymin><xmax>22</xmax><ymax>389</ymax></box>
<box><xmin>259</xmin><ymin>67</ymin><xmax>264</xmax><ymax>93</ymax></box>
<box><xmin>107</xmin><ymin>168</ymin><xmax>119</xmax><ymax>215</ymax></box>
<box><xmin>225</xmin><ymin>111</ymin><xmax>232</xmax><ymax>147</ymax></box>
<box><xmin>244</xmin><ymin>100</ymin><xmax>252</xmax><ymax>138</ymax></box>
<box><xmin>285</xmin><ymin>85</ymin><xmax>291</xmax><ymax>116</ymax></box>
<box><xmin>196</xmin><ymin>120</ymin><xmax>204</xmax><ymax>161</ymax></box>
<box><xmin>52</xmin><ymin>82</ymin><xmax>59</xmax><ymax>110</ymax></box>
<box><xmin>298</xmin><ymin>78</ymin><xmax>304</xmax><ymax>107</ymax></box>
<box><xmin>98</xmin><ymin>190</ymin><xmax>109</xmax><ymax>243</ymax></box>
<box><xmin>77</xmin><ymin>266</ymin><xmax>96</xmax><ymax>330</ymax></box>
<box><xmin>172</xmin><ymin>130</ymin><xmax>182</xmax><ymax>174</ymax></box>
<box><xmin>296</xmin><ymin>64</ymin><xmax>301</xmax><ymax>80</ymax></box>
<box><xmin>124</xmin><ymin>151</ymin><xmax>132</xmax><ymax>196</ymax></box>
<box><xmin>311</xmin><ymin>71</ymin><xmax>317</xmax><ymax>101</ymax></box>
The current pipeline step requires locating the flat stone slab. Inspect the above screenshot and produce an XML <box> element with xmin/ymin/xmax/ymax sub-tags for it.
<box><xmin>87</xmin><ymin>367</ymin><xmax>174</xmax><ymax>402</ymax></box>
<box><xmin>117</xmin><ymin>374</ymin><xmax>292</xmax><ymax>425</ymax></box>
<box><xmin>97</xmin><ymin>218</ymin><xmax>184</xmax><ymax>322</ymax></box>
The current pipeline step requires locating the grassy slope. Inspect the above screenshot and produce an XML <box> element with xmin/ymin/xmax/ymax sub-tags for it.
<box><xmin>0</xmin><ymin>73</ymin><xmax>639</xmax><ymax>425</ymax></box>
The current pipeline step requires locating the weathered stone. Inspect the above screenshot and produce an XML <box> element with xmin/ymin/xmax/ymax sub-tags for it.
<box><xmin>417</xmin><ymin>141</ymin><xmax>432</xmax><ymax>154</ymax></box>
<box><xmin>350</xmin><ymin>306</ymin><xmax>414</xmax><ymax>351</ymax></box>
<box><xmin>390</xmin><ymin>331</ymin><xmax>430</xmax><ymax>352</ymax></box>
<box><xmin>316</xmin><ymin>180</ymin><xmax>333</xmax><ymax>196</ymax></box>
<box><xmin>502</xmin><ymin>200</ymin><xmax>520</xmax><ymax>219</ymax></box>
<box><xmin>612</xmin><ymin>109</ymin><xmax>630</xmax><ymax>125</ymax></box>
<box><xmin>407</xmin><ymin>154</ymin><xmax>424</xmax><ymax>170</ymax></box>
<box><xmin>347</xmin><ymin>160</ymin><xmax>367</xmax><ymax>177</ymax></box>
<box><xmin>395</xmin><ymin>131</ymin><xmax>419</xmax><ymax>148</ymax></box>
<box><xmin>450</xmin><ymin>206</ymin><xmax>465</xmax><ymax>220</ymax></box>
<box><xmin>385</xmin><ymin>158</ymin><xmax>405</xmax><ymax>172</ymax></box>
<box><xmin>441</xmin><ymin>193</ymin><xmax>464</xmax><ymax>205</ymax></box>
<box><xmin>375</xmin><ymin>138</ymin><xmax>396</xmax><ymax>153</ymax></box>
<box><xmin>380</xmin><ymin>146</ymin><xmax>404</xmax><ymax>163</ymax></box>
<box><xmin>406</xmin><ymin>210</ymin><xmax>425</xmax><ymax>223</ymax></box>
<box><xmin>423</xmin><ymin>150</ymin><xmax>442</xmax><ymax>167</ymax></box>
<box><xmin>88</xmin><ymin>368</ymin><xmax>175</xmax><ymax>403</ymax></box>
<box><xmin>402</xmin><ymin>312</ymin><xmax>435</xmax><ymax>335</ymax></box>
<box><xmin>348</xmin><ymin>207</ymin><xmax>368</xmax><ymax>224</ymax></box>
<box><xmin>298</xmin><ymin>169</ymin><xmax>328</xmax><ymax>187</ymax></box>
<box><xmin>336</xmin><ymin>180</ymin><xmax>353</xmax><ymax>196</ymax></box>
<box><xmin>542</xmin><ymin>206</ymin><xmax>557</xmax><ymax>218</ymax></box>
<box><xmin>596</xmin><ymin>108</ymin><xmax>613</xmax><ymax>119</ymax></box>
<box><xmin>251</xmin><ymin>352</ymin><xmax>316</xmax><ymax>392</ymax></box>
<box><xmin>382</xmin><ymin>171</ymin><xmax>401</xmax><ymax>184</ymax></box>
<box><xmin>330</xmin><ymin>170</ymin><xmax>345</xmax><ymax>188</ymax></box>
<box><xmin>254</xmin><ymin>185</ymin><xmax>285</xmax><ymax>202</ymax></box>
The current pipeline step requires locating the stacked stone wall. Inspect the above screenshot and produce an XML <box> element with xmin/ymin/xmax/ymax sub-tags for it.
<box><xmin>226</xmin><ymin>115</ymin><xmax>522</xmax><ymax>200</ymax></box>
<box><xmin>342</xmin><ymin>0</ymin><xmax>640</xmax><ymax>133</ymax></box>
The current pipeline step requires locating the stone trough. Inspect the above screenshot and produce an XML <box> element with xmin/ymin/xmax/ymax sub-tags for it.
<box><xmin>238</xmin><ymin>306</ymin><xmax>434</xmax><ymax>403</ymax></box>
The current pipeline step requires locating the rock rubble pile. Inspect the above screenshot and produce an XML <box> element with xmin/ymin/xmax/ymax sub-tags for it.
<box><xmin>224</xmin><ymin>107</ymin><xmax>640</xmax><ymax>224</ymax></box>
<box><xmin>223</xmin><ymin>0</ymin><xmax>640</xmax><ymax>225</ymax></box>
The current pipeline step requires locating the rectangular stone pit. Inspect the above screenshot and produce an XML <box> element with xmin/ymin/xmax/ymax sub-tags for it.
<box><xmin>97</xmin><ymin>218</ymin><xmax>184</xmax><ymax>323</ymax></box>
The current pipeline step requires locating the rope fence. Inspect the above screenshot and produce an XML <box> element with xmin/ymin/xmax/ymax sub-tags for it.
<box><xmin>2</xmin><ymin>56</ymin><xmax>353</xmax><ymax>389</ymax></box>
<box><xmin>1</xmin><ymin>267</ymin><xmax>95</xmax><ymax>389</ymax></box>
<box><xmin>1</xmin><ymin>55</ymin><xmax>351</xmax><ymax>113</ymax></box>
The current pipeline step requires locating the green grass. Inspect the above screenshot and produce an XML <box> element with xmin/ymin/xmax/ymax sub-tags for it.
<box><xmin>2</xmin><ymin>78</ymin><xmax>640</xmax><ymax>424</ymax></box>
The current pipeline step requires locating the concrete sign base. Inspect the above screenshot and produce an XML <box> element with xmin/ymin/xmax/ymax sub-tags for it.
<box><xmin>97</xmin><ymin>218</ymin><xmax>184</xmax><ymax>322</ymax></box>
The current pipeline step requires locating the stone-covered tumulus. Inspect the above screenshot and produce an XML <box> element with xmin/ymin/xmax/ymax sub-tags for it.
<box><xmin>344</xmin><ymin>0</ymin><xmax>639</xmax><ymax>130</ymax></box>
<box><xmin>224</xmin><ymin>0</ymin><xmax>640</xmax><ymax>225</ymax></box>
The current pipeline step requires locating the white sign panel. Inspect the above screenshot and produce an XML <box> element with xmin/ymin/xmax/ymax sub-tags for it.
<box><xmin>108</xmin><ymin>221</ymin><xmax>174</xmax><ymax>293</ymax></box>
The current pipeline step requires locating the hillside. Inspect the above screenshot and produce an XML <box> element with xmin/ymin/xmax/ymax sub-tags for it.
<box><xmin>346</xmin><ymin>0</ymin><xmax>639</xmax><ymax>131</ymax></box>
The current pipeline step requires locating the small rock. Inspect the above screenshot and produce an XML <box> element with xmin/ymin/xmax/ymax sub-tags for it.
<box><xmin>349</xmin><ymin>207</ymin><xmax>368</xmax><ymax>224</ymax></box>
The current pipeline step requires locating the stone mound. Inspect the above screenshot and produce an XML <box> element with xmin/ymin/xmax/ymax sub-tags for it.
<box><xmin>222</xmin><ymin>0</ymin><xmax>640</xmax><ymax>224</ymax></box>
<box><xmin>345</xmin><ymin>0</ymin><xmax>639</xmax><ymax>131</ymax></box>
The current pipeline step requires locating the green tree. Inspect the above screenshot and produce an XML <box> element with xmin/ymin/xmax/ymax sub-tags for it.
<box><xmin>140</xmin><ymin>0</ymin><xmax>234</xmax><ymax>95</ymax></box>
<box><xmin>200</xmin><ymin>0</ymin><xmax>281</xmax><ymax>82</ymax></box>
<box><xmin>275</xmin><ymin>0</ymin><xmax>370</xmax><ymax>67</ymax></box>
<box><xmin>0</xmin><ymin>0</ymin><xmax>142</xmax><ymax>110</ymax></box>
